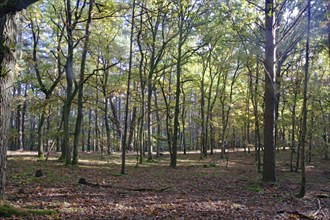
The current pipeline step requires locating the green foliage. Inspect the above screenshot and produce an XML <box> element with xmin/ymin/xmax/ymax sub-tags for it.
<box><xmin>0</xmin><ymin>203</ymin><xmax>56</xmax><ymax>218</ymax></box>
<box><xmin>248</xmin><ymin>182</ymin><xmax>263</xmax><ymax>193</ymax></box>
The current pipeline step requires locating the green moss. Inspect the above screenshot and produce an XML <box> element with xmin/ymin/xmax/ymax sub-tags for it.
<box><xmin>0</xmin><ymin>204</ymin><xmax>28</xmax><ymax>217</ymax></box>
<box><xmin>248</xmin><ymin>182</ymin><xmax>263</xmax><ymax>193</ymax></box>
<box><xmin>0</xmin><ymin>203</ymin><xmax>56</xmax><ymax>218</ymax></box>
<box><xmin>27</xmin><ymin>209</ymin><xmax>57</xmax><ymax>215</ymax></box>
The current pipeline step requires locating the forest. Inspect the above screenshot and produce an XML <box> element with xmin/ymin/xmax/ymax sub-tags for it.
<box><xmin>0</xmin><ymin>0</ymin><xmax>329</xmax><ymax>219</ymax></box>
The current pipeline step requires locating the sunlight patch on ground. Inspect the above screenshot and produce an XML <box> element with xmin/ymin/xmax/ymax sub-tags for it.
<box><xmin>78</xmin><ymin>159</ymin><xmax>137</xmax><ymax>166</ymax></box>
<box><xmin>7</xmin><ymin>151</ymin><xmax>38</xmax><ymax>156</ymax></box>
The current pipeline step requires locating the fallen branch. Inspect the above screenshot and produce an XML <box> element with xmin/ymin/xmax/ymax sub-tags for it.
<box><xmin>315</xmin><ymin>194</ymin><xmax>330</xmax><ymax>199</ymax></box>
<box><xmin>286</xmin><ymin>211</ymin><xmax>314</xmax><ymax>220</ymax></box>
<box><xmin>123</xmin><ymin>186</ymin><xmax>171</xmax><ymax>192</ymax></box>
<box><xmin>78</xmin><ymin>178</ymin><xmax>171</xmax><ymax>192</ymax></box>
<box><xmin>276</xmin><ymin>210</ymin><xmax>314</xmax><ymax>220</ymax></box>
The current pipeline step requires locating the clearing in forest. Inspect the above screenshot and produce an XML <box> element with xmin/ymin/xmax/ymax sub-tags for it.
<box><xmin>3</xmin><ymin>150</ymin><xmax>330</xmax><ymax>219</ymax></box>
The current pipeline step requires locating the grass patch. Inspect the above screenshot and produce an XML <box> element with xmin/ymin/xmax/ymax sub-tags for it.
<box><xmin>203</xmin><ymin>163</ymin><xmax>217</xmax><ymax>168</ymax></box>
<box><xmin>248</xmin><ymin>182</ymin><xmax>263</xmax><ymax>192</ymax></box>
<box><xmin>0</xmin><ymin>203</ymin><xmax>56</xmax><ymax>218</ymax></box>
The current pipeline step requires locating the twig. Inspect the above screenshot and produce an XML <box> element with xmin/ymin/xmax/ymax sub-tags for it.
<box><xmin>312</xmin><ymin>199</ymin><xmax>326</xmax><ymax>218</ymax></box>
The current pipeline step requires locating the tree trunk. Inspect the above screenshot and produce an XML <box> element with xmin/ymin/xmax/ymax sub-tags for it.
<box><xmin>72</xmin><ymin>0</ymin><xmax>93</xmax><ymax>165</ymax></box>
<box><xmin>137</xmin><ymin>3</ymin><xmax>145</xmax><ymax>164</ymax></box>
<box><xmin>62</xmin><ymin>0</ymin><xmax>75</xmax><ymax>165</ymax></box>
<box><xmin>21</xmin><ymin>83</ymin><xmax>27</xmax><ymax>150</ymax></box>
<box><xmin>254</xmin><ymin>61</ymin><xmax>262</xmax><ymax>172</ymax></box>
<box><xmin>16</xmin><ymin>82</ymin><xmax>22</xmax><ymax>150</ymax></box>
<box><xmin>0</xmin><ymin>12</ymin><xmax>18</xmax><ymax>203</ymax></box>
<box><xmin>262</xmin><ymin>0</ymin><xmax>276</xmax><ymax>182</ymax></box>
<box><xmin>298</xmin><ymin>0</ymin><xmax>311</xmax><ymax>198</ymax></box>
<box><xmin>181</xmin><ymin>84</ymin><xmax>187</xmax><ymax>155</ymax></box>
<box><xmin>200</xmin><ymin>58</ymin><xmax>206</xmax><ymax>158</ymax></box>
<box><xmin>87</xmin><ymin>109</ymin><xmax>92</xmax><ymax>151</ymax></box>
<box><xmin>290</xmin><ymin>93</ymin><xmax>297</xmax><ymax>172</ymax></box>
<box><xmin>121</xmin><ymin>0</ymin><xmax>135</xmax><ymax>174</ymax></box>
<box><xmin>153</xmin><ymin>88</ymin><xmax>161</xmax><ymax>158</ymax></box>
<box><xmin>171</xmin><ymin>10</ymin><xmax>184</xmax><ymax>167</ymax></box>
<box><xmin>37</xmin><ymin>112</ymin><xmax>45</xmax><ymax>158</ymax></box>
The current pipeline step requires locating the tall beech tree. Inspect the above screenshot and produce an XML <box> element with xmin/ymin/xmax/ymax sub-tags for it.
<box><xmin>72</xmin><ymin>0</ymin><xmax>93</xmax><ymax>165</ymax></box>
<box><xmin>298</xmin><ymin>0</ymin><xmax>311</xmax><ymax>198</ymax></box>
<box><xmin>263</xmin><ymin>0</ymin><xmax>276</xmax><ymax>182</ymax></box>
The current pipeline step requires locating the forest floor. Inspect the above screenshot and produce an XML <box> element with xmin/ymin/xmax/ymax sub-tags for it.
<box><xmin>3</xmin><ymin>149</ymin><xmax>330</xmax><ymax>219</ymax></box>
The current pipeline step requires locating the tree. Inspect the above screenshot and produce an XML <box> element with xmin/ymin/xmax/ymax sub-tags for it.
<box><xmin>121</xmin><ymin>0</ymin><xmax>135</xmax><ymax>175</ymax></box>
<box><xmin>171</xmin><ymin>0</ymin><xmax>206</xmax><ymax>167</ymax></box>
<box><xmin>262</xmin><ymin>0</ymin><xmax>276</xmax><ymax>182</ymax></box>
<box><xmin>0</xmin><ymin>0</ymin><xmax>40</xmax><ymax>203</ymax></box>
<box><xmin>72</xmin><ymin>0</ymin><xmax>94</xmax><ymax>165</ymax></box>
<box><xmin>24</xmin><ymin>4</ymin><xmax>63</xmax><ymax>158</ymax></box>
<box><xmin>298</xmin><ymin>0</ymin><xmax>311</xmax><ymax>198</ymax></box>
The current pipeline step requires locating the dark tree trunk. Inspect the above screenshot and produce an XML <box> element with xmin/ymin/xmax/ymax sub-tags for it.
<box><xmin>262</xmin><ymin>0</ymin><xmax>276</xmax><ymax>182</ymax></box>
<box><xmin>121</xmin><ymin>0</ymin><xmax>135</xmax><ymax>174</ymax></box>
<box><xmin>200</xmin><ymin>59</ymin><xmax>206</xmax><ymax>158</ymax></box>
<box><xmin>16</xmin><ymin>82</ymin><xmax>23</xmax><ymax>150</ymax></box>
<box><xmin>30</xmin><ymin>116</ymin><xmax>36</xmax><ymax>151</ymax></box>
<box><xmin>298</xmin><ymin>0</ymin><xmax>311</xmax><ymax>198</ymax></box>
<box><xmin>290</xmin><ymin>93</ymin><xmax>297</xmax><ymax>172</ymax></box>
<box><xmin>154</xmin><ymin>89</ymin><xmax>161</xmax><ymax>158</ymax></box>
<box><xmin>21</xmin><ymin>83</ymin><xmax>27</xmax><ymax>150</ymax></box>
<box><xmin>254</xmin><ymin>62</ymin><xmax>262</xmax><ymax>172</ymax></box>
<box><xmin>87</xmin><ymin>109</ymin><xmax>92</xmax><ymax>151</ymax></box>
<box><xmin>37</xmin><ymin>112</ymin><xmax>45</xmax><ymax>158</ymax></box>
<box><xmin>181</xmin><ymin>84</ymin><xmax>187</xmax><ymax>155</ymax></box>
<box><xmin>171</xmin><ymin>11</ymin><xmax>184</xmax><ymax>167</ymax></box>
<box><xmin>137</xmin><ymin>4</ymin><xmax>145</xmax><ymax>164</ymax></box>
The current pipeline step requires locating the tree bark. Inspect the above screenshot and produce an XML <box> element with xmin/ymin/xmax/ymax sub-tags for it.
<box><xmin>121</xmin><ymin>0</ymin><xmax>135</xmax><ymax>174</ymax></box>
<box><xmin>171</xmin><ymin>9</ymin><xmax>184</xmax><ymax>167</ymax></box>
<box><xmin>298</xmin><ymin>0</ymin><xmax>311</xmax><ymax>198</ymax></box>
<box><xmin>262</xmin><ymin>0</ymin><xmax>276</xmax><ymax>182</ymax></box>
<box><xmin>0</xmin><ymin>12</ymin><xmax>17</xmax><ymax>202</ymax></box>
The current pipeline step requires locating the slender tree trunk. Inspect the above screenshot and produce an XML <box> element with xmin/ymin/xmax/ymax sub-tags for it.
<box><xmin>200</xmin><ymin>60</ymin><xmax>206</xmax><ymax>158</ymax></box>
<box><xmin>153</xmin><ymin>89</ymin><xmax>161</xmax><ymax>158</ymax></box>
<box><xmin>290</xmin><ymin>93</ymin><xmax>297</xmax><ymax>172</ymax></box>
<box><xmin>295</xmin><ymin>119</ymin><xmax>302</xmax><ymax>172</ymax></box>
<box><xmin>104</xmin><ymin>97</ymin><xmax>111</xmax><ymax>154</ymax></box>
<box><xmin>21</xmin><ymin>83</ymin><xmax>27</xmax><ymax>150</ymax></box>
<box><xmin>37</xmin><ymin>112</ymin><xmax>45</xmax><ymax>158</ymax></box>
<box><xmin>121</xmin><ymin>0</ymin><xmax>135</xmax><ymax>174</ymax></box>
<box><xmin>181</xmin><ymin>85</ymin><xmax>187</xmax><ymax>155</ymax></box>
<box><xmin>298</xmin><ymin>0</ymin><xmax>311</xmax><ymax>198</ymax></box>
<box><xmin>254</xmin><ymin>62</ymin><xmax>262</xmax><ymax>172</ymax></box>
<box><xmin>16</xmin><ymin>83</ymin><xmax>23</xmax><ymax>150</ymax></box>
<box><xmin>87</xmin><ymin>109</ymin><xmax>92</xmax><ymax>151</ymax></box>
<box><xmin>62</xmin><ymin>0</ymin><xmax>75</xmax><ymax>165</ymax></box>
<box><xmin>128</xmin><ymin>107</ymin><xmax>137</xmax><ymax>152</ymax></box>
<box><xmin>137</xmin><ymin>3</ymin><xmax>145</xmax><ymax>164</ymax></box>
<box><xmin>307</xmin><ymin>113</ymin><xmax>314</xmax><ymax>163</ymax></box>
<box><xmin>263</xmin><ymin>0</ymin><xmax>276</xmax><ymax>182</ymax></box>
<box><xmin>30</xmin><ymin>116</ymin><xmax>36</xmax><ymax>151</ymax></box>
<box><xmin>171</xmin><ymin>11</ymin><xmax>184</xmax><ymax>167</ymax></box>
<box><xmin>72</xmin><ymin>0</ymin><xmax>93</xmax><ymax>165</ymax></box>
<box><xmin>94</xmin><ymin>98</ymin><xmax>99</xmax><ymax>152</ymax></box>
